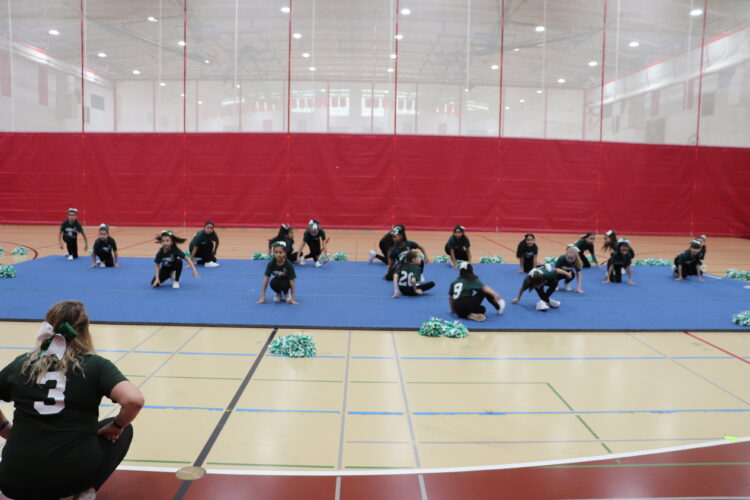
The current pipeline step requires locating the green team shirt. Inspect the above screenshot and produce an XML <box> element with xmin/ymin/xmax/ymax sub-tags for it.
<box><xmin>154</xmin><ymin>246</ymin><xmax>185</xmax><ymax>267</ymax></box>
<box><xmin>60</xmin><ymin>220</ymin><xmax>84</xmax><ymax>239</ymax></box>
<box><xmin>574</xmin><ymin>237</ymin><xmax>597</xmax><ymax>263</ymax></box>
<box><xmin>522</xmin><ymin>266</ymin><xmax>558</xmax><ymax>288</ymax></box>
<box><xmin>449</xmin><ymin>277</ymin><xmax>485</xmax><ymax>299</ymax></box>
<box><xmin>446</xmin><ymin>235</ymin><xmax>471</xmax><ymax>250</ymax></box>
<box><xmin>676</xmin><ymin>250</ymin><xmax>699</xmax><ymax>267</ymax></box>
<box><xmin>264</xmin><ymin>259</ymin><xmax>297</xmax><ymax>280</ymax></box>
<box><xmin>92</xmin><ymin>236</ymin><xmax>117</xmax><ymax>255</ymax></box>
<box><xmin>554</xmin><ymin>255</ymin><xmax>579</xmax><ymax>273</ymax></box>
<box><xmin>303</xmin><ymin>228</ymin><xmax>327</xmax><ymax>244</ymax></box>
<box><xmin>396</xmin><ymin>263</ymin><xmax>423</xmax><ymax>289</ymax></box>
<box><xmin>0</xmin><ymin>354</ymin><xmax>127</xmax><ymax>488</ymax></box>
<box><xmin>390</xmin><ymin>241</ymin><xmax>419</xmax><ymax>261</ymax></box>
<box><xmin>190</xmin><ymin>230</ymin><xmax>219</xmax><ymax>249</ymax></box>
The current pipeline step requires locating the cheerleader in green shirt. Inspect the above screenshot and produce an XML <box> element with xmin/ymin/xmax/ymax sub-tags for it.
<box><xmin>511</xmin><ymin>264</ymin><xmax>571</xmax><ymax>311</ymax></box>
<box><xmin>448</xmin><ymin>263</ymin><xmax>505</xmax><ymax>321</ymax></box>
<box><xmin>444</xmin><ymin>225</ymin><xmax>472</xmax><ymax>268</ymax></box>
<box><xmin>392</xmin><ymin>250</ymin><xmax>435</xmax><ymax>298</ymax></box>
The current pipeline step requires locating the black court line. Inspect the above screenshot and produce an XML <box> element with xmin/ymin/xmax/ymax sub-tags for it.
<box><xmin>0</xmin><ymin>318</ymin><xmax>742</xmax><ymax>333</ymax></box>
<box><xmin>172</xmin><ymin>327</ymin><xmax>277</xmax><ymax>500</ymax></box>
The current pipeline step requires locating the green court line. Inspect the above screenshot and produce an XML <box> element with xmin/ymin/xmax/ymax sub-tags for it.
<box><xmin>344</xmin><ymin>465</ymin><xmax>414</xmax><ymax>469</ymax></box>
<box><xmin>349</xmin><ymin>380</ymin><xmax>399</xmax><ymax>384</ymax></box>
<box><xmin>123</xmin><ymin>458</ymin><xmax>192</xmax><ymax>464</ymax></box>
<box><xmin>546</xmin><ymin>383</ymin><xmax>612</xmax><ymax>454</ymax></box>
<box><xmin>542</xmin><ymin>461</ymin><xmax>750</xmax><ymax>469</ymax></box>
<box><xmin>206</xmin><ymin>461</ymin><xmax>334</xmax><ymax>469</ymax></box>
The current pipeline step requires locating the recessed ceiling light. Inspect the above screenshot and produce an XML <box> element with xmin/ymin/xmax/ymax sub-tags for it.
<box><xmin>519</xmin><ymin>99</ymin><xmax>525</xmax><ymax>103</ymax></box>
<box><xmin>690</xmin><ymin>8</ymin><xmax>703</xmax><ymax>16</ymax></box>
<box><xmin>557</xmin><ymin>78</ymin><xmax>566</xmax><ymax>83</ymax></box>
<box><xmin>536</xmin><ymin>90</ymin><xmax>543</xmax><ymax>94</ymax></box>
<box><xmin>132</xmin><ymin>69</ymin><xmax>141</xmax><ymax>75</ymax></box>
<box><xmin>390</xmin><ymin>53</ymin><xmax>397</xmax><ymax>59</ymax></box>
<box><xmin>198</xmin><ymin>100</ymin><xmax>203</xmax><ymax>104</ymax></box>
<box><xmin>320</xmin><ymin>88</ymin><xmax>326</xmax><ymax>92</ymax></box>
<box><xmin>159</xmin><ymin>82</ymin><xmax>166</xmax><ymax>87</ymax></box>
<box><xmin>302</xmin><ymin>52</ymin><xmax>310</xmax><ymax>58</ymax></box>
<box><xmin>281</xmin><ymin>6</ymin><xmax>291</xmax><ymax>13</ymax></box>
<box><xmin>491</xmin><ymin>64</ymin><xmax>499</xmax><ymax>70</ymax></box>
<box><xmin>97</xmin><ymin>52</ymin><xmax>107</xmax><ymax>58</ymax></box>
<box><xmin>395</xmin><ymin>34</ymin><xmax>403</xmax><ymax>40</ymax></box>
<box><xmin>387</xmin><ymin>68</ymin><xmax>394</xmax><ymax>73</ymax></box>
<box><xmin>48</xmin><ymin>29</ymin><xmax>60</xmax><ymax>36</ymax></box>
<box><xmin>147</xmin><ymin>16</ymin><xmax>158</xmax><ymax>22</ymax></box>
<box><xmin>178</xmin><ymin>40</ymin><xmax>186</xmax><ymax>47</ymax></box>
<box><xmin>236</xmin><ymin>84</ymin><xmax>240</xmax><ymax>88</ymax></box>
<box><xmin>400</xmin><ymin>8</ymin><xmax>411</xmax><ymax>15</ymax></box>
<box><xmin>629</xmin><ymin>41</ymin><xmax>640</xmax><ymax>48</ymax></box>
<box><xmin>204</xmin><ymin>59</ymin><xmax>210</xmax><ymax>64</ymax></box>
<box><xmin>513</xmin><ymin>48</ymin><xmax>520</xmax><ymax>52</ymax></box>
<box><xmin>180</xmin><ymin>93</ymin><xmax>185</xmax><ymax>97</ymax></box>
<box><xmin>464</xmin><ymin>88</ymin><xmax>469</xmax><ymax>92</ymax></box>
<box><xmin>505</xmin><ymin>106</ymin><xmax>510</xmax><ymax>110</ymax></box>
<box><xmin>292</xmin><ymin>33</ymin><xmax>302</xmax><ymax>39</ymax></box>
<box><xmin>588</xmin><ymin>60</ymin><xmax>598</xmax><ymax>67</ymax></box>
<box><xmin>309</xmin><ymin>66</ymin><xmax>316</xmax><ymax>71</ymax></box>
<box><xmin>535</xmin><ymin>26</ymin><xmax>545</xmax><ymax>32</ymax></box>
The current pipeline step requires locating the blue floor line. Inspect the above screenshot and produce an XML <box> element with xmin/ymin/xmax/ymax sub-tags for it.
<box><xmin>347</xmin><ymin>411</ymin><xmax>405</xmax><ymax>415</ymax></box>
<box><xmin>412</xmin><ymin>409</ymin><xmax>750</xmax><ymax>416</ymax></box>
<box><xmin>178</xmin><ymin>352</ymin><xmax>257</xmax><ymax>357</ymax></box>
<box><xmin>235</xmin><ymin>408</ymin><xmax>340</xmax><ymax>414</ymax></box>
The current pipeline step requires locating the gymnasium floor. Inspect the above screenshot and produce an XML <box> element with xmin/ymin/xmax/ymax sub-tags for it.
<box><xmin>1</xmin><ymin>225</ymin><xmax>749</xmax><ymax>499</ymax></box>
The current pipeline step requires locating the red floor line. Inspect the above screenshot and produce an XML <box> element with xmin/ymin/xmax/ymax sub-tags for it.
<box><xmin>119</xmin><ymin>238</ymin><xmax>160</xmax><ymax>251</ymax></box>
<box><xmin>0</xmin><ymin>241</ymin><xmax>39</xmax><ymax>260</ymax></box>
<box><xmin>478</xmin><ymin>234</ymin><xmax>517</xmax><ymax>254</ymax></box>
<box><xmin>683</xmin><ymin>331</ymin><xmax>750</xmax><ymax>366</ymax></box>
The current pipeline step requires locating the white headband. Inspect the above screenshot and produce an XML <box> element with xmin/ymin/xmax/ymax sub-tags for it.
<box><xmin>67</xmin><ymin>208</ymin><xmax>78</xmax><ymax>213</ymax></box>
<box><xmin>567</xmin><ymin>244</ymin><xmax>580</xmax><ymax>252</ymax></box>
<box><xmin>606</xmin><ymin>229</ymin><xmax>614</xmax><ymax>236</ymax></box>
<box><xmin>272</xmin><ymin>241</ymin><xmax>287</xmax><ymax>247</ymax></box>
<box><xmin>529</xmin><ymin>268</ymin><xmax>543</xmax><ymax>277</ymax></box>
<box><xmin>37</xmin><ymin>322</ymin><xmax>68</xmax><ymax>359</ymax></box>
<box><xmin>459</xmin><ymin>261</ymin><xmax>469</xmax><ymax>270</ymax></box>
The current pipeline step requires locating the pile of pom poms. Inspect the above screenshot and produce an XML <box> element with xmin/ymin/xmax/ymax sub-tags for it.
<box><xmin>252</xmin><ymin>252</ymin><xmax>273</xmax><ymax>260</ymax></box>
<box><xmin>268</xmin><ymin>334</ymin><xmax>317</xmax><ymax>357</ymax></box>
<box><xmin>733</xmin><ymin>311</ymin><xmax>750</xmax><ymax>327</ymax></box>
<box><xmin>479</xmin><ymin>255</ymin><xmax>504</xmax><ymax>264</ymax></box>
<box><xmin>418</xmin><ymin>318</ymin><xmax>469</xmax><ymax>338</ymax></box>
<box><xmin>330</xmin><ymin>251</ymin><xmax>348</xmax><ymax>261</ymax></box>
<box><xmin>433</xmin><ymin>255</ymin><xmax>448</xmax><ymax>263</ymax></box>
<box><xmin>634</xmin><ymin>258</ymin><xmax>672</xmax><ymax>266</ymax></box>
<box><xmin>0</xmin><ymin>265</ymin><xmax>16</xmax><ymax>278</ymax></box>
<box><xmin>726</xmin><ymin>269</ymin><xmax>750</xmax><ymax>282</ymax></box>
<box><xmin>11</xmin><ymin>246</ymin><xmax>27</xmax><ymax>256</ymax></box>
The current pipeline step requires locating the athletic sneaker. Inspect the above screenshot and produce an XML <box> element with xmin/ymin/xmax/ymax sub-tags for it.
<box><xmin>67</xmin><ymin>255</ymin><xmax>73</xmax><ymax>261</ymax></box>
<box><xmin>172</xmin><ymin>281</ymin><xmax>180</xmax><ymax>289</ymax></box>
<box><xmin>672</xmin><ymin>265</ymin><xmax>678</xmax><ymax>278</ymax></box>
<box><xmin>205</xmin><ymin>261</ymin><xmax>220</xmax><ymax>268</ymax></box>
<box><xmin>564</xmin><ymin>283</ymin><xmax>572</xmax><ymax>291</ymax></box>
<box><xmin>97</xmin><ymin>262</ymin><xmax>105</xmax><ymax>268</ymax></box>
<box><xmin>549</xmin><ymin>298</ymin><xmax>560</xmax><ymax>308</ymax></box>
<box><xmin>315</xmin><ymin>260</ymin><xmax>322</xmax><ymax>268</ymax></box>
<box><xmin>536</xmin><ymin>300</ymin><xmax>550</xmax><ymax>312</ymax></box>
<box><xmin>299</xmin><ymin>259</ymin><xmax>306</xmax><ymax>266</ymax></box>
<box><xmin>274</xmin><ymin>293</ymin><xmax>281</xmax><ymax>303</ymax></box>
<box><xmin>497</xmin><ymin>299</ymin><xmax>506</xmax><ymax>315</ymax></box>
<box><xmin>368</xmin><ymin>250</ymin><xmax>376</xmax><ymax>263</ymax></box>
<box><xmin>285</xmin><ymin>293</ymin><xmax>293</xmax><ymax>303</ymax></box>
<box><xmin>467</xmin><ymin>313</ymin><xmax>486</xmax><ymax>322</ymax></box>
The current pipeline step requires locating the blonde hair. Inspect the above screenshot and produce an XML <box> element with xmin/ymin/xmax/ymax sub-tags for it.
<box><xmin>21</xmin><ymin>301</ymin><xmax>95</xmax><ymax>383</ymax></box>
<box><xmin>566</xmin><ymin>247</ymin><xmax>583</xmax><ymax>270</ymax></box>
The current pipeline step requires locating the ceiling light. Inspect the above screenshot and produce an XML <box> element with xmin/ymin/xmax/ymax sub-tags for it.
<box><xmin>535</xmin><ymin>26</ymin><xmax>545</xmax><ymax>32</ymax></box>
<box><xmin>159</xmin><ymin>82</ymin><xmax>166</xmax><ymax>87</ymax></box>
<box><xmin>384</xmin><ymin>90</ymin><xmax>390</xmax><ymax>93</ymax></box>
<box><xmin>302</xmin><ymin>52</ymin><xmax>310</xmax><ymax>58</ymax></box>
<box><xmin>557</xmin><ymin>78</ymin><xmax>566</xmax><ymax>83</ymax></box>
<box><xmin>390</xmin><ymin>53</ymin><xmax>397</xmax><ymax>59</ymax></box>
<box><xmin>629</xmin><ymin>41</ymin><xmax>639</xmax><ymax>47</ymax></box>
<box><xmin>395</xmin><ymin>34</ymin><xmax>403</xmax><ymax>40</ymax></box>
<box><xmin>178</xmin><ymin>40</ymin><xmax>186</xmax><ymax>47</ymax></box>
<box><xmin>147</xmin><ymin>16</ymin><xmax>158</xmax><ymax>22</ymax></box>
<box><xmin>505</xmin><ymin>106</ymin><xmax>510</xmax><ymax>110</ymax></box>
<box><xmin>400</xmin><ymin>8</ymin><xmax>411</xmax><ymax>15</ymax></box>
<box><xmin>309</xmin><ymin>66</ymin><xmax>316</xmax><ymax>71</ymax></box>
<box><xmin>464</xmin><ymin>88</ymin><xmax>469</xmax><ymax>92</ymax></box>
<box><xmin>281</xmin><ymin>6</ymin><xmax>291</xmax><ymax>13</ymax></box>
<box><xmin>387</xmin><ymin>68</ymin><xmax>394</xmax><ymax>73</ymax></box>
<box><xmin>519</xmin><ymin>99</ymin><xmax>525</xmax><ymax>103</ymax></box>
<box><xmin>204</xmin><ymin>59</ymin><xmax>210</xmax><ymax>64</ymax></box>
<box><xmin>180</xmin><ymin>93</ymin><xmax>185</xmax><ymax>97</ymax></box>
<box><xmin>292</xmin><ymin>33</ymin><xmax>302</xmax><ymax>39</ymax></box>
<box><xmin>588</xmin><ymin>60</ymin><xmax>598</xmax><ymax>67</ymax></box>
<box><xmin>132</xmin><ymin>69</ymin><xmax>141</xmax><ymax>75</ymax></box>
<box><xmin>513</xmin><ymin>48</ymin><xmax>520</xmax><ymax>52</ymax></box>
<box><xmin>536</xmin><ymin>90</ymin><xmax>543</xmax><ymax>94</ymax></box>
<box><xmin>48</xmin><ymin>29</ymin><xmax>60</xmax><ymax>36</ymax></box>
<box><xmin>690</xmin><ymin>8</ymin><xmax>703</xmax><ymax>16</ymax></box>
<box><xmin>236</xmin><ymin>84</ymin><xmax>240</xmax><ymax>88</ymax></box>
<box><xmin>320</xmin><ymin>88</ymin><xmax>326</xmax><ymax>92</ymax></box>
<box><xmin>97</xmin><ymin>52</ymin><xmax>107</xmax><ymax>58</ymax></box>
<box><xmin>198</xmin><ymin>100</ymin><xmax>203</xmax><ymax>104</ymax></box>
<box><xmin>491</xmin><ymin>64</ymin><xmax>499</xmax><ymax>70</ymax></box>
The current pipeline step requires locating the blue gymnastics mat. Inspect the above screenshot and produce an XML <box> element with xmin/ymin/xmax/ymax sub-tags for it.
<box><xmin>0</xmin><ymin>256</ymin><xmax>748</xmax><ymax>331</ymax></box>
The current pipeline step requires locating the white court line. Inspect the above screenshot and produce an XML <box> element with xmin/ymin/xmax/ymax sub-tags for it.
<box><xmin>116</xmin><ymin>436</ymin><xmax>749</xmax><ymax>477</ymax></box>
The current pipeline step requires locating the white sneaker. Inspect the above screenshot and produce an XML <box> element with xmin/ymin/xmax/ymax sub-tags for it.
<box><xmin>497</xmin><ymin>299</ymin><xmax>506</xmax><ymax>315</ymax></box>
<box><xmin>205</xmin><ymin>261</ymin><xmax>220</xmax><ymax>268</ymax></box>
<box><xmin>467</xmin><ymin>313</ymin><xmax>486</xmax><ymax>322</ymax></box>
<box><xmin>97</xmin><ymin>262</ymin><xmax>105</xmax><ymax>268</ymax></box>
<box><xmin>274</xmin><ymin>293</ymin><xmax>281</xmax><ymax>303</ymax></box>
<box><xmin>172</xmin><ymin>281</ymin><xmax>180</xmax><ymax>289</ymax></box>
<box><xmin>565</xmin><ymin>283</ymin><xmax>572</xmax><ymax>291</ymax></box>
<box><xmin>536</xmin><ymin>300</ymin><xmax>550</xmax><ymax>311</ymax></box>
<box><xmin>299</xmin><ymin>259</ymin><xmax>306</xmax><ymax>266</ymax></box>
<box><xmin>315</xmin><ymin>260</ymin><xmax>322</xmax><ymax>268</ymax></box>
<box><xmin>285</xmin><ymin>293</ymin><xmax>293</xmax><ymax>303</ymax></box>
<box><xmin>171</xmin><ymin>271</ymin><xmax>177</xmax><ymax>281</ymax></box>
<box><xmin>67</xmin><ymin>255</ymin><xmax>73</xmax><ymax>261</ymax></box>
<box><xmin>549</xmin><ymin>298</ymin><xmax>560</xmax><ymax>308</ymax></box>
<box><xmin>368</xmin><ymin>250</ymin><xmax>376</xmax><ymax>263</ymax></box>
<box><xmin>672</xmin><ymin>265</ymin><xmax>678</xmax><ymax>277</ymax></box>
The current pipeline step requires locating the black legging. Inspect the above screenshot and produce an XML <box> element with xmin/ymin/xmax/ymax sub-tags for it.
<box><xmin>94</xmin><ymin>248</ymin><xmax>115</xmax><ymax>267</ymax></box>
<box><xmin>521</xmin><ymin>256</ymin><xmax>535</xmax><ymax>273</ymax></box>
<box><xmin>304</xmin><ymin>240</ymin><xmax>323</xmax><ymax>261</ymax></box>
<box><xmin>534</xmin><ymin>280</ymin><xmax>558</xmax><ymax>303</ymax></box>
<box><xmin>375</xmin><ymin>235</ymin><xmax>392</xmax><ymax>264</ymax></box>
<box><xmin>190</xmin><ymin>241</ymin><xmax>216</xmax><ymax>265</ymax></box>
<box><xmin>454</xmin><ymin>291</ymin><xmax>500</xmax><ymax>318</ymax></box>
<box><xmin>151</xmin><ymin>260</ymin><xmax>183</xmax><ymax>286</ymax></box>
<box><xmin>581</xmin><ymin>255</ymin><xmax>593</xmax><ymax>268</ymax></box>
<box><xmin>445</xmin><ymin>245</ymin><xmax>469</xmax><ymax>262</ymax></box>
<box><xmin>0</xmin><ymin>418</ymin><xmax>133</xmax><ymax>500</ymax></box>
<box><xmin>64</xmin><ymin>236</ymin><xmax>79</xmax><ymax>259</ymax></box>
<box><xmin>399</xmin><ymin>281</ymin><xmax>435</xmax><ymax>296</ymax></box>
<box><xmin>607</xmin><ymin>263</ymin><xmax>626</xmax><ymax>282</ymax></box>
<box><xmin>270</xmin><ymin>277</ymin><xmax>291</xmax><ymax>294</ymax></box>
<box><xmin>673</xmin><ymin>257</ymin><xmax>698</xmax><ymax>278</ymax></box>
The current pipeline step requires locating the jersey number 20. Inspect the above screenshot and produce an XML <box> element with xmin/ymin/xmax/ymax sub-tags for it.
<box><xmin>34</xmin><ymin>372</ymin><xmax>66</xmax><ymax>415</ymax></box>
<box><xmin>398</xmin><ymin>271</ymin><xmax>414</xmax><ymax>287</ymax></box>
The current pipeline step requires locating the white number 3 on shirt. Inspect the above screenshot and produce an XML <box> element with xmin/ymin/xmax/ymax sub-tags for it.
<box><xmin>34</xmin><ymin>372</ymin><xmax>66</xmax><ymax>415</ymax></box>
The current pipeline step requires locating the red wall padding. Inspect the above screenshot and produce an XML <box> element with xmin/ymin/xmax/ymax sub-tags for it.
<box><xmin>1</xmin><ymin>132</ymin><xmax>749</xmax><ymax>236</ymax></box>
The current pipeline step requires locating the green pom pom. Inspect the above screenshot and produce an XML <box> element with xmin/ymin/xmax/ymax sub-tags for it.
<box><xmin>418</xmin><ymin>318</ymin><xmax>445</xmax><ymax>337</ymax></box>
<box><xmin>433</xmin><ymin>255</ymin><xmax>448</xmax><ymax>263</ymax></box>
<box><xmin>732</xmin><ymin>311</ymin><xmax>750</xmax><ymax>327</ymax></box>
<box><xmin>0</xmin><ymin>248</ymin><xmax>5</xmax><ymax>255</ymax></box>
<box><xmin>252</xmin><ymin>252</ymin><xmax>272</xmax><ymax>260</ymax></box>
<box><xmin>634</xmin><ymin>258</ymin><xmax>672</xmax><ymax>267</ymax></box>
<box><xmin>11</xmin><ymin>246</ymin><xmax>27</xmax><ymax>256</ymax></box>
<box><xmin>269</xmin><ymin>334</ymin><xmax>317</xmax><ymax>357</ymax></box>
<box><xmin>331</xmin><ymin>251</ymin><xmax>348</xmax><ymax>261</ymax></box>
<box><xmin>586</xmin><ymin>254</ymin><xmax>595</xmax><ymax>264</ymax></box>
<box><xmin>479</xmin><ymin>255</ymin><xmax>504</xmax><ymax>264</ymax></box>
<box><xmin>184</xmin><ymin>250</ymin><xmax>191</xmax><ymax>257</ymax></box>
<box><xmin>726</xmin><ymin>269</ymin><xmax>750</xmax><ymax>282</ymax></box>
<box><xmin>544</xmin><ymin>256</ymin><xmax>556</xmax><ymax>264</ymax></box>
<box><xmin>0</xmin><ymin>264</ymin><xmax>16</xmax><ymax>278</ymax></box>
<box><xmin>442</xmin><ymin>320</ymin><xmax>469</xmax><ymax>338</ymax></box>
